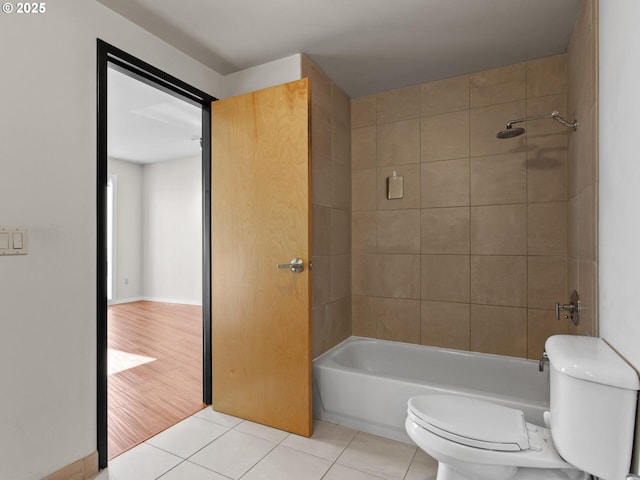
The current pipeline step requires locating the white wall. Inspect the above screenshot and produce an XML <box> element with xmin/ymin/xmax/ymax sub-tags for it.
<box><xmin>223</xmin><ymin>54</ymin><xmax>301</xmax><ymax>97</ymax></box>
<box><xmin>143</xmin><ymin>156</ymin><xmax>202</xmax><ymax>304</ymax></box>
<box><xmin>599</xmin><ymin>3</ymin><xmax>640</xmax><ymax>469</ymax></box>
<box><xmin>0</xmin><ymin>1</ymin><xmax>222</xmax><ymax>478</ymax></box>
<box><xmin>108</xmin><ymin>158</ymin><xmax>144</xmax><ymax>303</ymax></box>
<box><xmin>599</xmin><ymin>1</ymin><xmax>640</xmax><ymax>371</ymax></box>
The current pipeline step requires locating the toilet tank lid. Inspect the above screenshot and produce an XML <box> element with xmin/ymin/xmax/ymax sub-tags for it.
<box><xmin>545</xmin><ymin>335</ymin><xmax>640</xmax><ymax>391</ymax></box>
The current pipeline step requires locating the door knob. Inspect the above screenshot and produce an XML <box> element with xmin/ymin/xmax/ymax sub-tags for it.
<box><xmin>277</xmin><ymin>258</ymin><xmax>305</xmax><ymax>273</ymax></box>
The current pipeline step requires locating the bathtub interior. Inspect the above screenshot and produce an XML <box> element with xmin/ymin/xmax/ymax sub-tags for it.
<box><xmin>313</xmin><ymin>336</ymin><xmax>550</xmax><ymax>444</ymax></box>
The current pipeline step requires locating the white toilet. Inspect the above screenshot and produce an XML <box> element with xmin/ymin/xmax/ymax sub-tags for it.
<box><xmin>405</xmin><ymin>335</ymin><xmax>640</xmax><ymax>480</ymax></box>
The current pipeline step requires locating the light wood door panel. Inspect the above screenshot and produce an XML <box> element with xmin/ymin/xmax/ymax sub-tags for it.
<box><xmin>211</xmin><ymin>79</ymin><xmax>312</xmax><ymax>436</ymax></box>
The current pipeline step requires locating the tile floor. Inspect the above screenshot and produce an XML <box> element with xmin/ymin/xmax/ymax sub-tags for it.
<box><xmin>95</xmin><ymin>407</ymin><xmax>438</xmax><ymax>480</ymax></box>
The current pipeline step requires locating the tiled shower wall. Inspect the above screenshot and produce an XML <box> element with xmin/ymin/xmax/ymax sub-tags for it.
<box><xmin>301</xmin><ymin>56</ymin><xmax>352</xmax><ymax>357</ymax></box>
<box><xmin>351</xmin><ymin>55</ymin><xmax>572</xmax><ymax>360</ymax></box>
<box><xmin>567</xmin><ymin>0</ymin><xmax>598</xmax><ymax>338</ymax></box>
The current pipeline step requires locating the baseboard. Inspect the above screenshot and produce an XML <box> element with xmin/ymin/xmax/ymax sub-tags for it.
<box><xmin>141</xmin><ymin>296</ymin><xmax>202</xmax><ymax>306</ymax></box>
<box><xmin>108</xmin><ymin>296</ymin><xmax>201</xmax><ymax>306</ymax></box>
<box><xmin>43</xmin><ymin>451</ymin><xmax>98</xmax><ymax>480</ymax></box>
<box><xmin>108</xmin><ymin>296</ymin><xmax>144</xmax><ymax>305</ymax></box>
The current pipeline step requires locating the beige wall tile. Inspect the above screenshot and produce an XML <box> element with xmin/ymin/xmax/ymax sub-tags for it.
<box><xmin>313</xmin><ymin>205</ymin><xmax>332</xmax><ymax>255</ymax></box>
<box><xmin>470</xmin><ymin>101</ymin><xmax>526</xmax><ymax>157</ymax></box>
<box><xmin>421</xmin><ymin>75</ymin><xmax>470</xmax><ymax>116</ymax></box>
<box><xmin>309</xmin><ymin>63</ymin><xmax>332</xmax><ymax>109</ymax></box>
<box><xmin>526</xmin><ymin>94</ymin><xmax>569</xmax><ymax>149</ymax></box>
<box><xmin>421</xmin><ymin>159</ymin><xmax>469</xmax><ymax>208</ymax></box>
<box><xmin>377</xmin><ymin>209</ymin><xmax>421</xmax><ymax>254</ymax></box>
<box><xmin>332</xmin><ymin>84</ymin><xmax>351</xmax><ymax>127</ymax></box>
<box><xmin>470</xmin><ymin>255</ymin><xmax>527</xmax><ymax>307</ymax></box>
<box><xmin>470</xmin><ymin>63</ymin><xmax>526</xmax><ymax>109</ymax></box>
<box><xmin>352</xmin><ymin>295</ymin><xmax>377</xmax><ymax>337</ymax></box>
<box><xmin>527</xmin><ymin>309</ymin><xmax>568</xmax><ymax>360</ymax></box>
<box><xmin>312</xmin><ymin>153</ymin><xmax>333</xmax><ymax>207</ymax></box>
<box><xmin>470</xmin><ymin>152</ymin><xmax>526</xmax><ymax>205</ymax></box>
<box><xmin>470</xmin><ymin>204</ymin><xmax>526</xmax><ymax>255</ymax></box>
<box><xmin>332</xmin><ymin>208</ymin><xmax>350</xmax><ymax>255</ymax></box>
<box><xmin>352</xmin><ymin>167</ymin><xmax>376</xmax><ymax>211</ymax></box>
<box><xmin>377</xmin><ymin>86</ymin><xmax>421</xmax><ymax>124</ymax></box>
<box><xmin>578</xmin><ymin>259</ymin><xmax>597</xmax><ymax>336</ymax></box>
<box><xmin>376</xmin><ymin>297</ymin><xmax>421</xmax><ymax>343</ymax></box>
<box><xmin>421</xmin><ymin>207</ymin><xmax>470</xmax><ymax>255</ymax></box>
<box><xmin>377</xmin><ymin>163</ymin><xmax>421</xmax><ymax>210</ymax></box>
<box><xmin>528</xmin><ymin>202</ymin><xmax>567</xmax><ymax>256</ymax></box>
<box><xmin>352</xmin><ymin>126</ymin><xmax>377</xmax><ymax>170</ymax></box>
<box><xmin>312</xmin><ymin>305</ymin><xmax>326</xmax><ymax>357</ymax></box>
<box><xmin>331</xmin><ymin>254</ymin><xmax>351</xmax><ymax>301</ymax></box>
<box><xmin>377</xmin><ymin>254</ymin><xmax>421</xmax><ymax>299</ymax></box>
<box><xmin>312</xmin><ymin>255</ymin><xmax>331</xmax><ymax>307</ymax></box>
<box><xmin>567</xmin><ymin>0</ymin><xmax>597</xmax><ymax>121</ymax></box>
<box><xmin>326</xmin><ymin>297</ymin><xmax>351</xmax><ymax>351</ymax></box>
<box><xmin>332</xmin><ymin>161</ymin><xmax>350</xmax><ymax>210</ymax></box>
<box><xmin>527</xmin><ymin>140</ymin><xmax>567</xmax><ymax>203</ymax></box>
<box><xmin>528</xmin><ymin>256</ymin><xmax>567</xmax><ymax>310</ymax></box>
<box><xmin>332</xmin><ymin>117</ymin><xmax>351</xmax><ymax>166</ymax></box>
<box><xmin>352</xmin><ymin>254</ymin><xmax>377</xmax><ymax>296</ymax></box>
<box><xmin>352</xmin><ymin>96</ymin><xmax>377</xmax><ymax>128</ymax></box>
<box><xmin>300</xmin><ymin>55</ymin><xmax>311</xmax><ymax>78</ymax></box>
<box><xmin>567</xmin><ymin>196</ymin><xmax>579</xmax><ymax>260</ymax></box>
<box><xmin>312</xmin><ymin>102</ymin><xmax>332</xmax><ymax>158</ymax></box>
<box><xmin>567</xmin><ymin>257</ymin><xmax>579</xmax><ymax>300</ymax></box>
<box><xmin>470</xmin><ymin>304</ymin><xmax>527</xmax><ymax>357</ymax></box>
<box><xmin>421</xmin><ymin>111</ymin><xmax>470</xmax><ymax>163</ymax></box>
<box><xmin>377</xmin><ymin>119</ymin><xmax>420</xmax><ymax>166</ymax></box>
<box><xmin>527</xmin><ymin>54</ymin><xmax>568</xmax><ymax>99</ymax></box>
<box><xmin>352</xmin><ymin>211</ymin><xmax>377</xmax><ymax>253</ymax></box>
<box><xmin>421</xmin><ymin>254</ymin><xmax>470</xmax><ymax>303</ymax></box>
<box><xmin>571</xmin><ymin>104</ymin><xmax>596</xmax><ymax>196</ymax></box>
<box><xmin>421</xmin><ymin>301</ymin><xmax>470</xmax><ymax>350</ymax></box>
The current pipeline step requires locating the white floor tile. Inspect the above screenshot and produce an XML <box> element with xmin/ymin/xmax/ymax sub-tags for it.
<box><xmin>337</xmin><ymin>432</ymin><xmax>416</xmax><ymax>480</ymax></box>
<box><xmin>281</xmin><ymin>420</ymin><xmax>357</xmax><ymax>461</ymax></box>
<box><xmin>234</xmin><ymin>420</ymin><xmax>290</xmax><ymax>443</ymax></box>
<box><xmin>405</xmin><ymin>449</ymin><xmax>438</xmax><ymax>480</ymax></box>
<box><xmin>194</xmin><ymin>406</ymin><xmax>244</xmax><ymax>428</ymax></box>
<box><xmin>106</xmin><ymin>443</ymin><xmax>182</xmax><ymax>480</ymax></box>
<box><xmin>323</xmin><ymin>464</ymin><xmax>386</xmax><ymax>480</ymax></box>
<box><xmin>146</xmin><ymin>416</ymin><xmax>229</xmax><ymax>458</ymax></box>
<box><xmin>158</xmin><ymin>460</ymin><xmax>230</xmax><ymax>480</ymax></box>
<box><xmin>241</xmin><ymin>445</ymin><xmax>332</xmax><ymax>480</ymax></box>
<box><xmin>189</xmin><ymin>429</ymin><xmax>276</xmax><ymax>479</ymax></box>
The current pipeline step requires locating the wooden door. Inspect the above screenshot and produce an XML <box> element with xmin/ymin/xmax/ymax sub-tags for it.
<box><xmin>211</xmin><ymin>79</ymin><xmax>312</xmax><ymax>436</ymax></box>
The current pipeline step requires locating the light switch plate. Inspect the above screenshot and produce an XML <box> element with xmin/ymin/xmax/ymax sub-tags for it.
<box><xmin>0</xmin><ymin>227</ymin><xmax>28</xmax><ymax>256</ymax></box>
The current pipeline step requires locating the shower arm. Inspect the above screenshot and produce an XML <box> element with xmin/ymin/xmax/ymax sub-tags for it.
<box><xmin>505</xmin><ymin>111</ymin><xmax>578</xmax><ymax>130</ymax></box>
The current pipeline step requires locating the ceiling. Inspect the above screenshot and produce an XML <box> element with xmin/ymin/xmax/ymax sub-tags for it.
<box><xmin>104</xmin><ymin>0</ymin><xmax>581</xmax><ymax>163</ymax></box>
<box><xmin>98</xmin><ymin>0</ymin><xmax>580</xmax><ymax>98</ymax></box>
<box><xmin>108</xmin><ymin>67</ymin><xmax>202</xmax><ymax>164</ymax></box>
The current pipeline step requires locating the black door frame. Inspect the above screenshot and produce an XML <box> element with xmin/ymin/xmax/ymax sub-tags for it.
<box><xmin>97</xmin><ymin>39</ymin><xmax>215</xmax><ymax>469</ymax></box>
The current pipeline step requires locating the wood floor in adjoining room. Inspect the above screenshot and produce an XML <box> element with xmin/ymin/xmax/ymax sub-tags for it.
<box><xmin>108</xmin><ymin>301</ymin><xmax>205</xmax><ymax>460</ymax></box>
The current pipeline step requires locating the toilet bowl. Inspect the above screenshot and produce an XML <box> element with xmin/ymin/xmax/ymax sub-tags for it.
<box><xmin>405</xmin><ymin>335</ymin><xmax>640</xmax><ymax>480</ymax></box>
<box><xmin>405</xmin><ymin>395</ymin><xmax>586</xmax><ymax>480</ymax></box>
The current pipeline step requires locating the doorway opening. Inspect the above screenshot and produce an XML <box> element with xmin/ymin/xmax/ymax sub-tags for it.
<box><xmin>97</xmin><ymin>39</ymin><xmax>214</xmax><ymax>469</ymax></box>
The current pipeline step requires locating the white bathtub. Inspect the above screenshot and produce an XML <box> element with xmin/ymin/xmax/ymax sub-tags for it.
<box><xmin>313</xmin><ymin>336</ymin><xmax>550</xmax><ymax>444</ymax></box>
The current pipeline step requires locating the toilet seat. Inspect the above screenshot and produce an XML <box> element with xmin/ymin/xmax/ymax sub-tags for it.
<box><xmin>408</xmin><ymin>395</ymin><xmax>529</xmax><ymax>452</ymax></box>
<box><xmin>406</xmin><ymin>395</ymin><xmax>575</xmax><ymax>470</ymax></box>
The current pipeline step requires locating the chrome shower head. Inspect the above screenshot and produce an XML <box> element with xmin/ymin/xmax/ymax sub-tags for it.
<box><xmin>496</xmin><ymin>110</ymin><xmax>577</xmax><ymax>139</ymax></box>
<box><xmin>496</xmin><ymin>126</ymin><xmax>526</xmax><ymax>139</ymax></box>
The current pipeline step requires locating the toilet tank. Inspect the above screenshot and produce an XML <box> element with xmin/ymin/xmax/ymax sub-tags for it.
<box><xmin>545</xmin><ymin>335</ymin><xmax>640</xmax><ymax>480</ymax></box>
